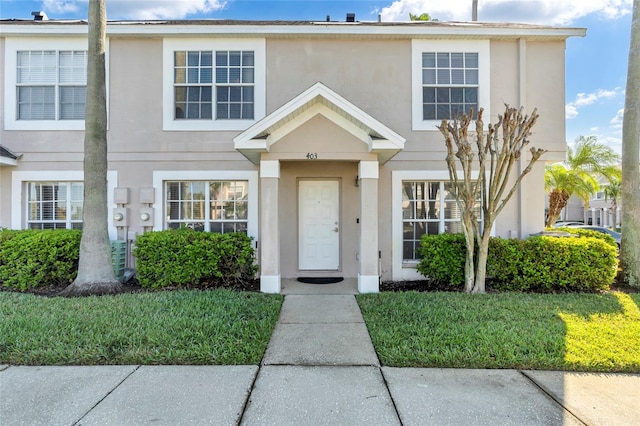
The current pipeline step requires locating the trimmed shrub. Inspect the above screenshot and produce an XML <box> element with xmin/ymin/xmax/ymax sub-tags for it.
<box><xmin>553</xmin><ymin>227</ymin><xmax>618</xmax><ymax>248</ymax></box>
<box><xmin>486</xmin><ymin>237</ymin><xmax>526</xmax><ymax>291</ymax></box>
<box><xmin>418</xmin><ymin>233</ymin><xmax>618</xmax><ymax>292</ymax></box>
<box><xmin>133</xmin><ymin>230</ymin><xmax>257</xmax><ymax>289</ymax></box>
<box><xmin>0</xmin><ymin>229</ymin><xmax>81</xmax><ymax>291</ymax></box>
<box><xmin>416</xmin><ymin>233</ymin><xmax>466</xmax><ymax>288</ymax></box>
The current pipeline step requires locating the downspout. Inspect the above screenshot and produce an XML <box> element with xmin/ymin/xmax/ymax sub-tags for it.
<box><xmin>518</xmin><ymin>38</ymin><xmax>527</xmax><ymax>237</ymax></box>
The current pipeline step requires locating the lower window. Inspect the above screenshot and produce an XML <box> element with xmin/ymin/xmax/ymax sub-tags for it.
<box><xmin>402</xmin><ymin>180</ymin><xmax>480</xmax><ymax>260</ymax></box>
<box><xmin>165</xmin><ymin>180</ymin><xmax>248</xmax><ymax>233</ymax></box>
<box><xmin>27</xmin><ymin>182</ymin><xmax>84</xmax><ymax>230</ymax></box>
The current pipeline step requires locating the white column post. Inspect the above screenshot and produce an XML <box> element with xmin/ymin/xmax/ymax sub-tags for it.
<box><xmin>259</xmin><ymin>160</ymin><xmax>281</xmax><ymax>293</ymax></box>
<box><xmin>358</xmin><ymin>161</ymin><xmax>379</xmax><ymax>293</ymax></box>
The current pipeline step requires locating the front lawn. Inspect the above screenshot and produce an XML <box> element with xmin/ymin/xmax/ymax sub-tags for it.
<box><xmin>0</xmin><ymin>289</ymin><xmax>283</xmax><ymax>365</ymax></box>
<box><xmin>357</xmin><ymin>292</ymin><xmax>640</xmax><ymax>373</ymax></box>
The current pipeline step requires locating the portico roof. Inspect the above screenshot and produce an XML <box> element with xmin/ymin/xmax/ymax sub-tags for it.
<box><xmin>0</xmin><ymin>145</ymin><xmax>19</xmax><ymax>166</ymax></box>
<box><xmin>233</xmin><ymin>82</ymin><xmax>406</xmax><ymax>164</ymax></box>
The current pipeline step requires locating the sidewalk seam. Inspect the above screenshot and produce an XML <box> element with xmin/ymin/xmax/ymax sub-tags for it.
<box><xmin>236</xmin><ymin>365</ymin><xmax>261</xmax><ymax>426</ymax></box>
<box><xmin>519</xmin><ymin>370</ymin><xmax>589</xmax><ymax>426</ymax></box>
<box><xmin>71</xmin><ymin>365</ymin><xmax>141</xmax><ymax>426</ymax></box>
<box><xmin>354</xmin><ymin>295</ymin><xmax>404</xmax><ymax>425</ymax></box>
<box><xmin>379</xmin><ymin>367</ymin><xmax>405</xmax><ymax>425</ymax></box>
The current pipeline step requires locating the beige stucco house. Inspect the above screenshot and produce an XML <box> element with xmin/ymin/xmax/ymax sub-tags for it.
<box><xmin>0</xmin><ymin>17</ymin><xmax>585</xmax><ymax>293</ymax></box>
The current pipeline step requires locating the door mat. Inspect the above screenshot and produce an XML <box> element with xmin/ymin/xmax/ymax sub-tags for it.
<box><xmin>297</xmin><ymin>277</ymin><xmax>344</xmax><ymax>284</ymax></box>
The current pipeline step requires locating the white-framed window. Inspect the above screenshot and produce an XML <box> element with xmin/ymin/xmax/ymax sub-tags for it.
<box><xmin>163</xmin><ymin>39</ymin><xmax>265</xmax><ymax>131</ymax></box>
<box><xmin>152</xmin><ymin>171</ymin><xmax>259</xmax><ymax>240</ymax></box>
<box><xmin>11</xmin><ymin>171</ymin><xmax>118</xmax><ymax>239</ymax></box>
<box><xmin>27</xmin><ymin>181</ymin><xmax>84</xmax><ymax>230</ymax></box>
<box><xmin>17</xmin><ymin>50</ymin><xmax>87</xmax><ymax>121</ymax></box>
<box><xmin>3</xmin><ymin>38</ymin><xmax>108</xmax><ymax>131</ymax></box>
<box><xmin>173</xmin><ymin>50</ymin><xmax>255</xmax><ymax>120</ymax></box>
<box><xmin>412</xmin><ymin>40</ymin><xmax>490</xmax><ymax>131</ymax></box>
<box><xmin>402</xmin><ymin>180</ymin><xmax>481</xmax><ymax>260</ymax></box>
<box><xmin>165</xmin><ymin>180</ymin><xmax>249</xmax><ymax>233</ymax></box>
<box><xmin>391</xmin><ymin>170</ymin><xmax>487</xmax><ymax>281</ymax></box>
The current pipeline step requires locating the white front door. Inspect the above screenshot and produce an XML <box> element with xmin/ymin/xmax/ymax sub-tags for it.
<box><xmin>299</xmin><ymin>180</ymin><xmax>340</xmax><ymax>270</ymax></box>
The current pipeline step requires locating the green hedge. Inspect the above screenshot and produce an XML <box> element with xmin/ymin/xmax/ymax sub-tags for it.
<box><xmin>552</xmin><ymin>227</ymin><xmax>618</xmax><ymax>248</ymax></box>
<box><xmin>0</xmin><ymin>229</ymin><xmax>81</xmax><ymax>291</ymax></box>
<box><xmin>417</xmin><ymin>233</ymin><xmax>618</xmax><ymax>292</ymax></box>
<box><xmin>416</xmin><ymin>233</ymin><xmax>466</xmax><ymax>288</ymax></box>
<box><xmin>133</xmin><ymin>230</ymin><xmax>257</xmax><ymax>289</ymax></box>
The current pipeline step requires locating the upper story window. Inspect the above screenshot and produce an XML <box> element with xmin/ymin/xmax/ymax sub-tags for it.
<box><xmin>173</xmin><ymin>50</ymin><xmax>254</xmax><ymax>120</ymax></box>
<box><xmin>17</xmin><ymin>50</ymin><xmax>87</xmax><ymax>121</ymax></box>
<box><xmin>421</xmin><ymin>52</ymin><xmax>478</xmax><ymax>121</ymax></box>
<box><xmin>412</xmin><ymin>40</ymin><xmax>490</xmax><ymax>131</ymax></box>
<box><xmin>4</xmin><ymin>38</ymin><xmax>97</xmax><ymax>131</ymax></box>
<box><xmin>163</xmin><ymin>39</ymin><xmax>265</xmax><ymax>131</ymax></box>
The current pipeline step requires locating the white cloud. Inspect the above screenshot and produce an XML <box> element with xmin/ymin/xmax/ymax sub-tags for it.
<box><xmin>380</xmin><ymin>0</ymin><xmax>633</xmax><ymax>24</ymax></box>
<box><xmin>110</xmin><ymin>0</ymin><xmax>226</xmax><ymax>20</ymax></box>
<box><xmin>565</xmin><ymin>105</ymin><xmax>579</xmax><ymax>119</ymax></box>
<box><xmin>598</xmin><ymin>135</ymin><xmax>622</xmax><ymax>153</ymax></box>
<box><xmin>610</xmin><ymin>108</ymin><xmax>624</xmax><ymax>127</ymax></box>
<box><xmin>43</xmin><ymin>0</ymin><xmax>227</xmax><ymax>20</ymax></box>
<box><xmin>590</xmin><ymin>126</ymin><xmax>600</xmax><ymax>132</ymax></box>
<box><xmin>43</xmin><ymin>0</ymin><xmax>81</xmax><ymax>14</ymax></box>
<box><xmin>565</xmin><ymin>87</ymin><xmax>623</xmax><ymax>119</ymax></box>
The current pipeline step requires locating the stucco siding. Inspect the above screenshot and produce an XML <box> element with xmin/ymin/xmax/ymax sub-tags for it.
<box><xmin>0</xmin><ymin>22</ymin><xmax>579</xmax><ymax>287</ymax></box>
<box><xmin>266</xmin><ymin>38</ymin><xmax>411</xmax><ymax>135</ymax></box>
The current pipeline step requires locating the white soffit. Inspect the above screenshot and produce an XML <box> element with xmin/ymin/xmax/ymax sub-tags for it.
<box><xmin>233</xmin><ymin>82</ymin><xmax>406</xmax><ymax>164</ymax></box>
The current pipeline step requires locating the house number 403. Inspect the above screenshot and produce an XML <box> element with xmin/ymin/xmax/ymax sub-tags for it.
<box><xmin>306</xmin><ymin>153</ymin><xmax>318</xmax><ymax>160</ymax></box>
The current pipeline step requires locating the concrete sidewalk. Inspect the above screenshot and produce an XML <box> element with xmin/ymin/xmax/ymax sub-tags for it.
<box><xmin>1</xmin><ymin>282</ymin><xmax>639</xmax><ymax>425</ymax></box>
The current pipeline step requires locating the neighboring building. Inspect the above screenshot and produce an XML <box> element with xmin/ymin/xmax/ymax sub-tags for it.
<box><xmin>0</xmin><ymin>16</ymin><xmax>585</xmax><ymax>293</ymax></box>
<box><xmin>561</xmin><ymin>178</ymin><xmax>622</xmax><ymax>228</ymax></box>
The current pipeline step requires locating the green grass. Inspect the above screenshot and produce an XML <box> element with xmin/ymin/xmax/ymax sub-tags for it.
<box><xmin>0</xmin><ymin>290</ymin><xmax>283</xmax><ymax>365</ymax></box>
<box><xmin>357</xmin><ymin>292</ymin><xmax>640</xmax><ymax>373</ymax></box>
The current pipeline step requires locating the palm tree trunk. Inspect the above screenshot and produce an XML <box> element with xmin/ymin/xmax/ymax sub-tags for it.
<box><xmin>621</xmin><ymin>0</ymin><xmax>640</xmax><ymax>287</ymax></box>
<box><xmin>61</xmin><ymin>0</ymin><xmax>121</xmax><ymax>296</ymax></box>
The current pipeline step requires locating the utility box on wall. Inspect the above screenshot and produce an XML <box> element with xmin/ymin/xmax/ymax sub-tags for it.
<box><xmin>112</xmin><ymin>208</ymin><xmax>129</xmax><ymax>227</ymax></box>
<box><xmin>114</xmin><ymin>188</ymin><xmax>129</xmax><ymax>205</ymax></box>
<box><xmin>139</xmin><ymin>207</ymin><xmax>154</xmax><ymax>225</ymax></box>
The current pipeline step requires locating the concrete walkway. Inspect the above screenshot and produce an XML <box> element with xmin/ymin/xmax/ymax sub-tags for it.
<box><xmin>1</xmin><ymin>279</ymin><xmax>638</xmax><ymax>425</ymax></box>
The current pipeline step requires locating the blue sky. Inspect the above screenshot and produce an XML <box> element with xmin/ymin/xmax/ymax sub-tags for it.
<box><xmin>0</xmin><ymin>0</ymin><xmax>634</xmax><ymax>154</ymax></box>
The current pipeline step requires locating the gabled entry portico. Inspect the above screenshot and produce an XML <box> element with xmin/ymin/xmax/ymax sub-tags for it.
<box><xmin>234</xmin><ymin>83</ymin><xmax>405</xmax><ymax>294</ymax></box>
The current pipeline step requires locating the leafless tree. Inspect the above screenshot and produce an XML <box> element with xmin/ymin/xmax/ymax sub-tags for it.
<box><xmin>438</xmin><ymin>106</ymin><xmax>545</xmax><ymax>293</ymax></box>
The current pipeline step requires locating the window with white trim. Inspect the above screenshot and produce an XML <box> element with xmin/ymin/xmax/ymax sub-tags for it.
<box><xmin>173</xmin><ymin>50</ymin><xmax>254</xmax><ymax>120</ymax></box>
<box><xmin>421</xmin><ymin>52</ymin><xmax>478</xmax><ymax>120</ymax></box>
<box><xmin>412</xmin><ymin>40</ymin><xmax>489</xmax><ymax>131</ymax></box>
<box><xmin>27</xmin><ymin>181</ymin><xmax>84</xmax><ymax>230</ymax></box>
<box><xmin>17</xmin><ymin>50</ymin><xmax>87</xmax><ymax>121</ymax></box>
<box><xmin>402</xmin><ymin>180</ymin><xmax>480</xmax><ymax>260</ymax></box>
<box><xmin>163</xmin><ymin>39</ymin><xmax>265</xmax><ymax>131</ymax></box>
<box><xmin>165</xmin><ymin>180</ymin><xmax>248</xmax><ymax>233</ymax></box>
